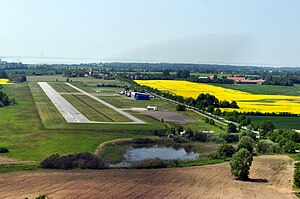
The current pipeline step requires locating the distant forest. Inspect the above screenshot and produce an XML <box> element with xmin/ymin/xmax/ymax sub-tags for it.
<box><xmin>1</xmin><ymin>61</ymin><xmax>300</xmax><ymax>86</ymax></box>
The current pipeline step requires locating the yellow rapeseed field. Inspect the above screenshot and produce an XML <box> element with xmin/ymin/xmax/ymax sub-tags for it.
<box><xmin>135</xmin><ymin>80</ymin><xmax>300</xmax><ymax>114</ymax></box>
<box><xmin>0</xmin><ymin>79</ymin><xmax>12</xmax><ymax>84</ymax></box>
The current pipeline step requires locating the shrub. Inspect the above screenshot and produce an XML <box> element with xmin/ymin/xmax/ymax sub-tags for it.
<box><xmin>132</xmin><ymin>138</ymin><xmax>155</xmax><ymax>145</ymax></box>
<box><xmin>257</xmin><ymin>140</ymin><xmax>281</xmax><ymax>154</ymax></box>
<box><xmin>176</xmin><ymin>104</ymin><xmax>186</xmax><ymax>111</ymax></box>
<box><xmin>237</xmin><ymin>136</ymin><xmax>255</xmax><ymax>154</ymax></box>
<box><xmin>173</xmin><ymin>136</ymin><xmax>188</xmax><ymax>143</ymax></box>
<box><xmin>220</xmin><ymin>133</ymin><xmax>239</xmax><ymax>143</ymax></box>
<box><xmin>0</xmin><ymin>147</ymin><xmax>9</xmax><ymax>153</ymax></box>
<box><xmin>217</xmin><ymin>144</ymin><xmax>236</xmax><ymax>158</ymax></box>
<box><xmin>283</xmin><ymin>140</ymin><xmax>299</xmax><ymax>153</ymax></box>
<box><xmin>227</xmin><ymin>123</ymin><xmax>238</xmax><ymax>133</ymax></box>
<box><xmin>294</xmin><ymin>162</ymin><xmax>300</xmax><ymax>188</ymax></box>
<box><xmin>132</xmin><ymin>158</ymin><xmax>169</xmax><ymax>169</ymax></box>
<box><xmin>207</xmin><ymin>135</ymin><xmax>225</xmax><ymax>144</ymax></box>
<box><xmin>40</xmin><ymin>153</ymin><xmax>107</xmax><ymax>170</ymax></box>
<box><xmin>192</xmin><ymin>132</ymin><xmax>208</xmax><ymax>142</ymax></box>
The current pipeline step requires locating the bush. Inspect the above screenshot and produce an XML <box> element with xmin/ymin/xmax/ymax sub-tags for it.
<box><xmin>227</xmin><ymin>123</ymin><xmax>238</xmax><ymax>133</ymax></box>
<box><xmin>176</xmin><ymin>104</ymin><xmax>186</xmax><ymax>111</ymax></box>
<box><xmin>0</xmin><ymin>147</ymin><xmax>9</xmax><ymax>153</ymax></box>
<box><xmin>237</xmin><ymin>136</ymin><xmax>255</xmax><ymax>154</ymax></box>
<box><xmin>217</xmin><ymin>144</ymin><xmax>236</xmax><ymax>158</ymax></box>
<box><xmin>283</xmin><ymin>140</ymin><xmax>299</xmax><ymax>153</ymax></box>
<box><xmin>257</xmin><ymin>140</ymin><xmax>281</xmax><ymax>154</ymax></box>
<box><xmin>132</xmin><ymin>138</ymin><xmax>155</xmax><ymax>145</ymax></box>
<box><xmin>191</xmin><ymin>132</ymin><xmax>208</xmax><ymax>142</ymax></box>
<box><xmin>132</xmin><ymin>158</ymin><xmax>170</xmax><ymax>169</ymax></box>
<box><xmin>173</xmin><ymin>136</ymin><xmax>188</xmax><ymax>143</ymax></box>
<box><xmin>220</xmin><ymin>133</ymin><xmax>239</xmax><ymax>143</ymax></box>
<box><xmin>40</xmin><ymin>153</ymin><xmax>107</xmax><ymax>170</ymax></box>
<box><xmin>207</xmin><ymin>135</ymin><xmax>225</xmax><ymax>144</ymax></box>
<box><xmin>294</xmin><ymin>162</ymin><xmax>300</xmax><ymax>188</ymax></box>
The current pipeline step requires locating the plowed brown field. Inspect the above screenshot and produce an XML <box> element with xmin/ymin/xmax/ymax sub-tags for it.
<box><xmin>0</xmin><ymin>155</ymin><xmax>295</xmax><ymax>199</ymax></box>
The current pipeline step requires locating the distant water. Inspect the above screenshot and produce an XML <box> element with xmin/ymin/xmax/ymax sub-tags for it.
<box><xmin>1</xmin><ymin>57</ymin><xmax>105</xmax><ymax>64</ymax></box>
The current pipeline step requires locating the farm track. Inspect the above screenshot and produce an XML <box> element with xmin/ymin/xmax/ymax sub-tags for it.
<box><xmin>0</xmin><ymin>155</ymin><xmax>295</xmax><ymax>199</ymax></box>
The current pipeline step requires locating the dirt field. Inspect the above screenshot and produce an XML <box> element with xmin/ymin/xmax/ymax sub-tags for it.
<box><xmin>0</xmin><ymin>155</ymin><xmax>295</xmax><ymax>199</ymax></box>
<box><xmin>0</xmin><ymin>156</ymin><xmax>34</xmax><ymax>165</ymax></box>
<box><xmin>143</xmin><ymin>111</ymin><xmax>196</xmax><ymax>124</ymax></box>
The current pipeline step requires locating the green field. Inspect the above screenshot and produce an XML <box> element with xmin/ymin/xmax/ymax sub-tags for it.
<box><xmin>215</xmin><ymin>83</ymin><xmax>300</xmax><ymax>96</ymax></box>
<box><xmin>0</xmin><ymin>78</ymin><xmax>227</xmax><ymax>166</ymax></box>
<box><xmin>0</xmin><ymin>83</ymin><xmax>144</xmax><ymax>162</ymax></box>
<box><xmin>249</xmin><ymin>116</ymin><xmax>300</xmax><ymax>129</ymax></box>
<box><xmin>27</xmin><ymin>75</ymin><xmax>128</xmax><ymax>86</ymax></box>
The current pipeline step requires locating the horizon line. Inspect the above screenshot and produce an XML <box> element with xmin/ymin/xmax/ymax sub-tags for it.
<box><xmin>1</xmin><ymin>55</ymin><xmax>300</xmax><ymax>68</ymax></box>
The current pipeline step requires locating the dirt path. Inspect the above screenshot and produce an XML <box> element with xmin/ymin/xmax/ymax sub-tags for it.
<box><xmin>0</xmin><ymin>155</ymin><xmax>295</xmax><ymax>199</ymax></box>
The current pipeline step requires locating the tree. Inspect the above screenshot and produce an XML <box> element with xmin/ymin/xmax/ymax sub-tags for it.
<box><xmin>237</xmin><ymin>136</ymin><xmax>255</xmax><ymax>154</ymax></box>
<box><xmin>176</xmin><ymin>104</ymin><xmax>186</xmax><ymax>111</ymax></box>
<box><xmin>294</xmin><ymin>163</ymin><xmax>300</xmax><ymax>188</ymax></box>
<box><xmin>230</xmin><ymin>148</ymin><xmax>253</xmax><ymax>181</ymax></box>
<box><xmin>217</xmin><ymin>144</ymin><xmax>236</xmax><ymax>157</ymax></box>
<box><xmin>209</xmin><ymin>119</ymin><xmax>215</xmax><ymax>125</ymax></box>
<box><xmin>162</xmin><ymin>69</ymin><xmax>170</xmax><ymax>76</ymax></box>
<box><xmin>227</xmin><ymin>123</ymin><xmax>238</xmax><ymax>133</ymax></box>
<box><xmin>213</xmin><ymin>108</ymin><xmax>222</xmax><ymax>116</ymax></box>
<box><xmin>259</xmin><ymin>120</ymin><xmax>275</xmax><ymax>137</ymax></box>
<box><xmin>0</xmin><ymin>70</ymin><xmax>7</xmax><ymax>78</ymax></box>
<box><xmin>185</xmin><ymin>128</ymin><xmax>194</xmax><ymax>139</ymax></box>
<box><xmin>283</xmin><ymin>140</ymin><xmax>299</xmax><ymax>153</ymax></box>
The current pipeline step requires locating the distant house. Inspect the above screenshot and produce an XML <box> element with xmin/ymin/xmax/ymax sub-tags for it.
<box><xmin>131</xmin><ymin>92</ymin><xmax>150</xmax><ymax>100</ymax></box>
<box><xmin>227</xmin><ymin>77</ymin><xmax>266</xmax><ymax>84</ymax></box>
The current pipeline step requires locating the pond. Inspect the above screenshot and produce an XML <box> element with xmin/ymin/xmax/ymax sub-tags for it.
<box><xmin>111</xmin><ymin>145</ymin><xmax>199</xmax><ymax>167</ymax></box>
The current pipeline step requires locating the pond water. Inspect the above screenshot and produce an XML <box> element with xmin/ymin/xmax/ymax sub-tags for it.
<box><xmin>111</xmin><ymin>145</ymin><xmax>199</xmax><ymax>167</ymax></box>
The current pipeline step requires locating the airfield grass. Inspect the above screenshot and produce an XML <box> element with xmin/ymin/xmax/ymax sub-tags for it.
<box><xmin>94</xmin><ymin>87</ymin><xmax>227</xmax><ymax>133</ymax></box>
<box><xmin>48</xmin><ymin>82</ymin><xmax>81</xmax><ymax>93</ymax></box>
<box><xmin>61</xmin><ymin>94</ymin><xmax>113</xmax><ymax>122</ymax></box>
<box><xmin>27</xmin><ymin>75</ymin><xmax>128</xmax><ymax>86</ymax></box>
<box><xmin>249</xmin><ymin>116</ymin><xmax>300</xmax><ymax>129</ymax></box>
<box><xmin>215</xmin><ymin>83</ymin><xmax>300</xmax><ymax>96</ymax></box>
<box><xmin>30</xmin><ymin>82</ymin><xmax>166</xmax><ymax>131</ymax></box>
<box><xmin>100</xmin><ymin>95</ymin><xmax>177</xmax><ymax>110</ymax></box>
<box><xmin>51</xmin><ymin>82</ymin><xmax>132</xmax><ymax>122</ymax></box>
<box><xmin>0</xmin><ymin>83</ymin><xmax>166</xmax><ymax>163</ymax></box>
<box><xmin>179</xmin><ymin>111</ymin><xmax>227</xmax><ymax>134</ymax></box>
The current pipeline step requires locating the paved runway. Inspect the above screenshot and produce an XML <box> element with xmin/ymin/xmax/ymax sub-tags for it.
<box><xmin>38</xmin><ymin>82</ymin><xmax>90</xmax><ymax>123</ymax></box>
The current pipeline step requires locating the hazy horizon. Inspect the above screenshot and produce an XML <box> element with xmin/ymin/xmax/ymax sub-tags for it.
<box><xmin>1</xmin><ymin>0</ymin><xmax>300</xmax><ymax>66</ymax></box>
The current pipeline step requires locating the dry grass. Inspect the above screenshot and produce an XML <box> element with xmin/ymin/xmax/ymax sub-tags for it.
<box><xmin>0</xmin><ymin>155</ymin><xmax>295</xmax><ymax>199</ymax></box>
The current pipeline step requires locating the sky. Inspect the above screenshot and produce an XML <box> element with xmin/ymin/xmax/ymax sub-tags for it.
<box><xmin>0</xmin><ymin>0</ymin><xmax>300</xmax><ymax>66</ymax></box>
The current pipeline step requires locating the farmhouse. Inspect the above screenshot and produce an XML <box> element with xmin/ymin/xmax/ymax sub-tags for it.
<box><xmin>227</xmin><ymin>77</ymin><xmax>266</xmax><ymax>84</ymax></box>
<box><xmin>131</xmin><ymin>92</ymin><xmax>150</xmax><ymax>100</ymax></box>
